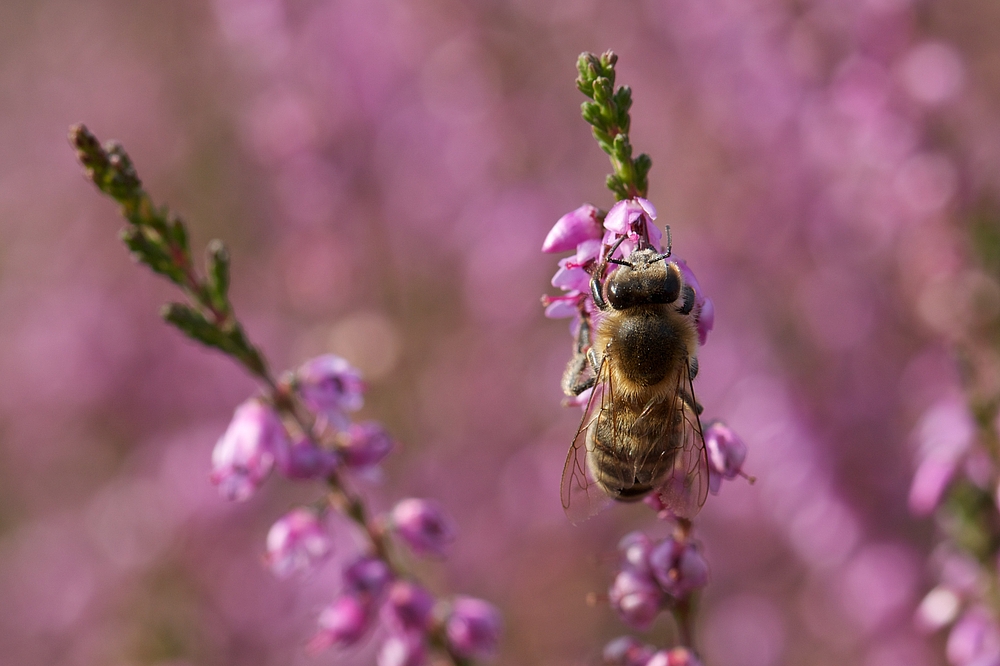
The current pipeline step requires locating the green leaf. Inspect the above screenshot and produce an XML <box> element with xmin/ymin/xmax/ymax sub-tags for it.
<box><xmin>206</xmin><ymin>239</ymin><xmax>231</xmax><ymax>309</ymax></box>
<box><xmin>120</xmin><ymin>226</ymin><xmax>186</xmax><ymax>286</ymax></box>
<box><xmin>161</xmin><ymin>302</ymin><xmax>243</xmax><ymax>357</ymax></box>
<box><xmin>581</xmin><ymin>101</ymin><xmax>603</xmax><ymax>127</ymax></box>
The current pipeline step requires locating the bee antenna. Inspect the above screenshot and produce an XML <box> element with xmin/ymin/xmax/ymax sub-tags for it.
<box><xmin>649</xmin><ymin>253</ymin><xmax>671</xmax><ymax>264</ymax></box>
<box><xmin>608</xmin><ymin>258</ymin><xmax>633</xmax><ymax>267</ymax></box>
<box><xmin>663</xmin><ymin>225</ymin><xmax>673</xmax><ymax>258</ymax></box>
<box><xmin>605</xmin><ymin>235</ymin><xmax>627</xmax><ymax>260</ymax></box>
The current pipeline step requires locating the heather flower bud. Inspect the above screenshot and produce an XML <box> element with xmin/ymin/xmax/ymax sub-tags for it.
<box><xmin>704</xmin><ymin>421</ymin><xmax>748</xmax><ymax>494</ymax></box>
<box><xmin>389</xmin><ymin>499</ymin><xmax>457</xmax><ymax>557</ymax></box>
<box><xmin>343</xmin><ymin>556</ymin><xmax>393</xmax><ymax>597</ymax></box>
<box><xmin>383</xmin><ymin>580</ymin><xmax>435</xmax><ymax>633</ymax></box>
<box><xmin>339</xmin><ymin>421</ymin><xmax>394</xmax><ymax>469</ymax></box>
<box><xmin>378</xmin><ymin>634</ymin><xmax>427</xmax><ymax>666</ymax></box>
<box><xmin>947</xmin><ymin>607</ymin><xmax>1000</xmax><ymax>666</ymax></box>
<box><xmin>311</xmin><ymin>593</ymin><xmax>372</xmax><ymax>650</ymax></box>
<box><xmin>608</xmin><ymin>568</ymin><xmax>664</xmax><ymax>630</ymax></box>
<box><xmin>445</xmin><ymin>596</ymin><xmax>503</xmax><ymax>659</ymax></box>
<box><xmin>603</xmin><ymin>636</ymin><xmax>656</xmax><ymax>666</ymax></box>
<box><xmin>648</xmin><ymin>538</ymin><xmax>709</xmax><ymax>598</ymax></box>
<box><xmin>274</xmin><ymin>435</ymin><xmax>339</xmax><ymax>480</ymax></box>
<box><xmin>542</xmin><ymin>204</ymin><xmax>603</xmax><ymax>253</ymax></box>
<box><xmin>295</xmin><ymin>355</ymin><xmax>365</xmax><ymax>426</ymax></box>
<box><xmin>618</xmin><ymin>531</ymin><xmax>654</xmax><ymax>573</ymax></box>
<box><xmin>646</xmin><ymin>647</ymin><xmax>703</xmax><ymax>666</ymax></box>
<box><xmin>604</xmin><ymin>198</ymin><xmax>659</xmax><ymax>247</ymax></box>
<box><xmin>210</xmin><ymin>399</ymin><xmax>286</xmax><ymax>501</ymax></box>
<box><xmin>265</xmin><ymin>507</ymin><xmax>332</xmax><ymax>578</ymax></box>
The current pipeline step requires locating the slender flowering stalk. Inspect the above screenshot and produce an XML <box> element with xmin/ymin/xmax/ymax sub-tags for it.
<box><xmin>909</xmin><ymin>208</ymin><xmax>1000</xmax><ymax>664</ymax></box>
<box><xmin>69</xmin><ymin>124</ymin><xmax>500</xmax><ymax>665</ymax></box>
<box><xmin>544</xmin><ymin>53</ymin><xmax>748</xmax><ymax>662</ymax></box>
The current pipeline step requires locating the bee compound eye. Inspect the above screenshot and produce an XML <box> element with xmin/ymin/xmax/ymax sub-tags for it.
<box><xmin>663</xmin><ymin>264</ymin><xmax>681</xmax><ymax>303</ymax></box>
<box><xmin>607</xmin><ymin>278</ymin><xmax>633</xmax><ymax>309</ymax></box>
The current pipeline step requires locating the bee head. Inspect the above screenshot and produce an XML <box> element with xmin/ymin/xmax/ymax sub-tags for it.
<box><xmin>605</xmin><ymin>249</ymin><xmax>682</xmax><ymax>310</ymax></box>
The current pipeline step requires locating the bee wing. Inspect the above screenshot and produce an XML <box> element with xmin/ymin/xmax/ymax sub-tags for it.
<box><xmin>560</xmin><ymin>352</ymin><xmax>615</xmax><ymax>524</ymax></box>
<box><xmin>652</xmin><ymin>363</ymin><xmax>709</xmax><ymax>519</ymax></box>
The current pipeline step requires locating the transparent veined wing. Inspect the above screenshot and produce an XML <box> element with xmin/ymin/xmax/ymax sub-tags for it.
<box><xmin>648</xmin><ymin>362</ymin><xmax>709</xmax><ymax>519</ymax></box>
<box><xmin>560</xmin><ymin>351</ymin><xmax>615</xmax><ymax>524</ymax></box>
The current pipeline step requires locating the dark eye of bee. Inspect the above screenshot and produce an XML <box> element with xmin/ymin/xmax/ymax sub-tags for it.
<box><xmin>606</xmin><ymin>263</ymin><xmax>681</xmax><ymax>309</ymax></box>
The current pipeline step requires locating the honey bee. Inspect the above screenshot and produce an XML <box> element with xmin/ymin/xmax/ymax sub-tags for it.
<box><xmin>560</xmin><ymin>234</ymin><xmax>709</xmax><ymax>523</ymax></box>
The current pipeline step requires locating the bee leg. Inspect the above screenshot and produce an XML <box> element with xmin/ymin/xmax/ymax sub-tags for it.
<box><xmin>562</xmin><ymin>317</ymin><xmax>597</xmax><ymax>397</ymax></box>
<box><xmin>689</xmin><ymin>356</ymin><xmax>699</xmax><ymax>380</ymax></box>
<box><xmin>678</xmin><ymin>285</ymin><xmax>696</xmax><ymax>315</ymax></box>
<box><xmin>590</xmin><ymin>275</ymin><xmax>608</xmax><ymax>311</ymax></box>
<box><xmin>562</xmin><ymin>351</ymin><xmax>596</xmax><ymax>396</ymax></box>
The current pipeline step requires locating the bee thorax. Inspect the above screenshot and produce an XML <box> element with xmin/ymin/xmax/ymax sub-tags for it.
<box><xmin>611</xmin><ymin>311</ymin><xmax>686</xmax><ymax>387</ymax></box>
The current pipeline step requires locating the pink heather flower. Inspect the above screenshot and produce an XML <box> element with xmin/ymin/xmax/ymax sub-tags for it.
<box><xmin>947</xmin><ymin>607</ymin><xmax>1000</xmax><ymax>666</ymax></box>
<box><xmin>445</xmin><ymin>596</ymin><xmax>503</xmax><ymax>659</ymax></box>
<box><xmin>604</xmin><ymin>198</ymin><xmax>662</xmax><ymax>250</ymax></box>
<box><xmin>603</xmin><ymin>636</ymin><xmax>656</xmax><ymax>666</ymax></box>
<box><xmin>265</xmin><ymin>507</ymin><xmax>332</xmax><ymax>578</ymax></box>
<box><xmin>390</xmin><ymin>498</ymin><xmax>457</xmax><ymax>557</ymax></box>
<box><xmin>608</xmin><ymin>568</ymin><xmax>664</xmax><ymax>631</ymax></box>
<box><xmin>542</xmin><ymin>292</ymin><xmax>586</xmax><ymax>319</ymax></box>
<box><xmin>646</xmin><ymin>648</ymin><xmax>704</xmax><ymax>666</ymax></box>
<box><xmin>295</xmin><ymin>355</ymin><xmax>365</xmax><ymax>426</ymax></box>
<box><xmin>648</xmin><ymin>538</ymin><xmax>709</xmax><ymax>599</ymax></box>
<box><xmin>378</xmin><ymin>634</ymin><xmax>427</xmax><ymax>666</ymax></box>
<box><xmin>542</xmin><ymin>204</ymin><xmax>603</xmax><ymax>253</ymax></box>
<box><xmin>339</xmin><ymin>421</ymin><xmax>394</xmax><ymax>469</ymax></box>
<box><xmin>618</xmin><ymin>531</ymin><xmax>654</xmax><ymax>574</ymax></box>
<box><xmin>274</xmin><ymin>435</ymin><xmax>339</xmax><ymax>480</ymax></box>
<box><xmin>551</xmin><ymin>257</ymin><xmax>592</xmax><ymax>293</ymax></box>
<box><xmin>310</xmin><ymin>593</ymin><xmax>372</xmax><ymax>651</ymax></box>
<box><xmin>210</xmin><ymin>399</ymin><xmax>287</xmax><ymax>501</ymax></box>
<box><xmin>383</xmin><ymin>580</ymin><xmax>436</xmax><ymax>633</ymax></box>
<box><xmin>909</xmin><ymin>455</ymin><xmax>957</xmax><ymax>516</ymax></box>
<box><xmin>343</xmin><ymin>556</ymin><xmax>393</xmax><ymax>597</ymax></box>
<box><xmin>673</xmin><ymin>258</ymin><xmax>713</xmax><ymax>345</ymax></box>
<box><xmin>704</xmin><ymin>421</ymin><xmax>748</xmax><ymax>494</ymax></box>
<box><xmin>696</xmin><ymin>297</ymin><xmax>714</xmax><ymax>346</ymax></box>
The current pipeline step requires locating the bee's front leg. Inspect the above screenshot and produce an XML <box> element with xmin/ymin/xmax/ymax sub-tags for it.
<box><xmin>562</xmin><ymin>317</ymin><xmax>598</xmax><ymax>397</ymax></box>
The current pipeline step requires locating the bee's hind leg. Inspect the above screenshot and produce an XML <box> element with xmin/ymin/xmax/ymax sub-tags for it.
<box><xmin>562</xmin><ymin>317</ymin><xmax>598</xmax><ymax>397</ymax></box>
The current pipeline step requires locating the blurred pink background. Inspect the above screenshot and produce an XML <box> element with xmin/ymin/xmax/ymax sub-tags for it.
<box><xmin>2</xmin><ymin>0</ymin><xmax>998</xmax><ymax>664</ymax></box>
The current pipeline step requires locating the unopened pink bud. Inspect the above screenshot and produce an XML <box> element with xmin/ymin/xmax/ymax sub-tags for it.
<box><xmin>312</xmin><ymin>593</ymin><xmax>372</xmax><ymax>649</ymax></box>
<box><xmin>210</xmin><ymin>399</ymin><xmax>286</xmax><ymax>501</ymax></box>
<box><xmin>378</xmin><ymin>634</ymin><xmax>427</xmax><ymax>666</ymax></box>
<box><xmin>265</xmin><ymin>507</ymin><xmax>332</xmax><ymax>578</ymax></box>
<box><xmin>274</xmin><ymin>435</ymin><xmax>339</xmax><ymax>480</ymax></box>
<box><xmin>704</xmin><ymin>421</ymin><xmax>748</xmax><ymax>494</ymax></box>
<box><xmin>390</xmin><ymin>498</ymin><xmax>457</xmax><ymax>557</ymax></box>
<box><xmin>295</xmin><ymin>355</ymin><xmax>365</xmax><ymax>426</ymax></box>
<box><xmin>542</xmin><ymin>204</ymin><xmax>603</xmax><ymax>253</ymax></box>
<box><xmin>445</xmin><ymin>596</ymin><xmax>503</xmax><ymax>659</ymax></box>
<box><xmin>340</xmin><ymin>421</ymin><xmax>394</xmax><ymax>469</ymax></box>
<box><xmin>383</xmin><ymin>580</ymin><xmax>435</xmax><ymax>633</ymax></box>
<box><xmin>648</xmin><ymin>538</ymin><xmax>709</xmax><ymax>598</ymax></box>
<box><xmin>609</xmin><ymin>568</ymin><xmax>664</xmax><ymax>631</ymax></box>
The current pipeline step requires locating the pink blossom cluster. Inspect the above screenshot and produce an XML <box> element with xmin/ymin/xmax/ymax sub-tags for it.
<box><xmin>210</xmin><ymin>354</ymin><xmax>500</xmax><ymax>663</ymax></box>
<box><xmin>541</xmin><ymin>198</ymin><xmax>714</xmax><ymax>347</ymax></box>
<box><xmin>909</xmin><ymin>397</ymin><xmax>1000</xmax><ymax>666</ymax></box>
<box><xmin>608</xmin><ymin>531</ymin><xmax>709</xmax><ymax>631</ymax></box>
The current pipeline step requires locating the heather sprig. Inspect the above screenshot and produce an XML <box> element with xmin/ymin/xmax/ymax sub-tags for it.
<box><xmin>543</xmin><ymin>53</ymin><xmax>748</xmax><ymax>663</ymax></box>
<box><xmin>70</xmin><ymin>124</ymin><xmax>499</xmax><ymax>665</ymax></box>
<box><xmin>910</xmin><ymin>208</ymin><xmax>1000</xmax><ymax>664</ymax></box>
<box><xmin>576</xmin><ymin>51</ymin><xmax>652</xmax><ymax>201</ymax></box>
